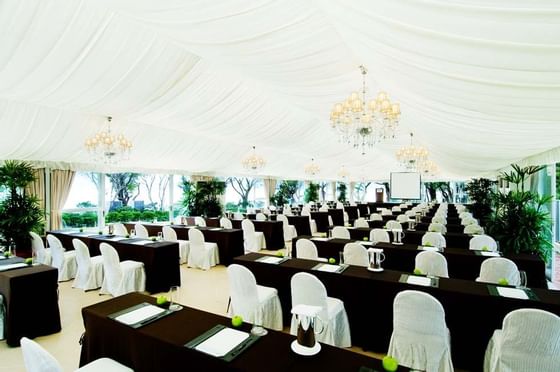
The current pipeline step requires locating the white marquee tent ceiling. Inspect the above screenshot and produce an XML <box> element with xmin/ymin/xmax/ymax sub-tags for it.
<box><xmin>0</xmin><ymin>0</ymin><xmax>559</xmax><ymax>181</ymax></box>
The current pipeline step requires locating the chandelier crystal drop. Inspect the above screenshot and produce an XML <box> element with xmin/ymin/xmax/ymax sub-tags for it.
<box><xmin>395</xmin><ymin>133</ymin><xmax>429</xmax><ymax>171</ymax></box>
<box><xmin>84</xmin><ymin>116</ymin><xmax>132</xmax><ymax>164</ymax></box>
<box><xmin>330</xmin><ymin>65</ymin><xmax>401</xmax><ymax>155</ymax></box>
<box><xmin>241</xmin><ymin>146</ymin><xmax>266</xmax><ymax>173</ymax></box>
<box><xmin>304</xmin><ymin>158</ymin><xmax>320</xmax><ymax>177</ymax></box>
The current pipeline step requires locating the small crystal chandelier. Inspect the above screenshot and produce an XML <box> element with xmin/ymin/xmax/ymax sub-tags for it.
<box><xmin>330</xmin><ymin>65</ymin><xmax>401</xmax><ymax>155</ymax></box>
<box><xmin>304</xmin><ymin>158</ymin><xmax>320</xmax><ymax>177</ymax></box>
<box><xmin>419</xmin><ymin>159</ymin><xmax>439</xmax><ymax>178</ymax></box>
<box><xmin>396</xmin><ymin>133</ymin><xmax>429</xmax><ymax>171</ymax></box>
<box><xmin>241</xmin><ymin>145</ymin><xmax>266</xmax><ymax>173</ymax></box>
<box><xmin>337</xmin><ymin>165</ymin><xmax>349</xmax><ymax>180</ymax></box>
<box><xmin>84</xmin><ymin>116</ymin><xmax>132</xmax><ymax>164</ymax></box>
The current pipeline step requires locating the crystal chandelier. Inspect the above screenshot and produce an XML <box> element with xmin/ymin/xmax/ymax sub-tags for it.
<box><xmin>304</xmin><ymin>158</ymin><xmax>320</xmax><ymax>177</ymax></box>
<box><xmin>84</xmin><ymin>116</ymin><xmax>132</xmax><ymax>164</ymax></box>
<box><xmin>337</xmin><ymin>165</ymin><xmax>349</xmax><ymax>180</ymax></box>
<box><xmin>396</xmin><ymin>133</ymin><xmax>429</xmax><ymax>171</ymax></box>
<box><xmin>330</xmin><ymin>65</ymin><xmax>401</xmax><ymax>155</ymax></box>
<box><xmin>419</xmin><ymin>159</ymin><xmax>439</xmax><ymax>178</ymax></box>
<box><xmin>241</xmin><ymin>146</ymin><xmax>266</xmax><ymax>173</ymax></box>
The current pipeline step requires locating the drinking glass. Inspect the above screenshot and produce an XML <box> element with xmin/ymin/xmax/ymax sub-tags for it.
<box><xmin>339</xmin><ymin>251</ymin><xmax>344</xmax><ymax>265</ymax></box>
<box><xmin>130</xmin><ymin>229</ymin><xmax>135</xmax><ymax>237</ymax></box>
<box><xmin>169</xmin><ymin>286</ymin><xmax>183</xmax><ymax>311</ymax></box>
<box><xmin>250</xmin><ymin>309</ymin><xmax>268</xmax><ymax>336</ymax></box>
<box><xmin>519</xmin><ymin>271</ymin><xmax>527</xmax><ymax>289</ymax></box>
<box><xmin>157</xmin><ymin>232</ymin><xmax>163</xmax><ymax>241</ymax></box>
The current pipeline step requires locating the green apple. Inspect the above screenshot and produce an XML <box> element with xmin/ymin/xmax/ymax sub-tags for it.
<box><xmin>231</xmin><ymin>315</ymin><xmax>243</xmax><ymax>327</ymax></box>
<box><xmin>125</xmin><ymin>234</ymin><xmax>130</xmax><ymax>238</ymax></box>
<box><xmin>3</xmin><ymin>251</ymin><xmax>10</xmax><ymax>258</ymax></box>
<box><xmin>25</xmin><ymin>258</ymin><xmax>33</xmax><ymax>265</ymax></box>
<box><xmin>151</xmin><ymin>237</ymin><xmax>157</xmax><ymax>242</ymax></box>
<box><xmin>79</xmin><ymin>228</ymin><xmax>84</xmax><ymax>232</ymax></box>
<box><xmin>382</xmin><ymin>355</ymin><xmax>399</xmax><ymax>372</ymax></box>
<box><xmin>497</xmin><ymin>278</ymin><xmax>509</xmax><ymax>286</ymax></box>
<box><xmin>276</xmin><ymin>251</ymin><xmax>284</xmax><ymax>257</ymax></box>
<box><xmin>424</xmin><ymin>242</ymin><xmax>433</xmax><ymax>247</ymax></box>
<box><xmin>482</xmin><ymin>246</ymin><xmax>489</xmax><ymax>251</ymax></box>
<box><xmin>328</xmin><ymin>257</ymin><xmax>336</xmax><ymax>264</ymax></box>
<box><xmin>98</xmin><ymin>231</ymin><xmax>103</xmax><ymax>235</ymax></box>
<box><xmin>156</xmin><ymin>295</ymin><xmax>168</xmax><ymax>305</ymax></box>
<box><xmin>413</xmin><ymin>268</ymin><xmax>423</xmax><ymax>275</ymax></box>
<box><xmin>363</xmin><ymin>237</ymin><xmax>369</xmax><ymax>241</ymax></box>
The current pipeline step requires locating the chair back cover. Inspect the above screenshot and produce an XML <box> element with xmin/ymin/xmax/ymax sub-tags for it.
<box><xmin>220</xmin><ymin>217</ymin><xmax>233</xmax><ymax>229</ymax></box>
<box><xmin>381</xmin><ymin>209</ymin><xmax>393</xmax><ymax>216</ymax></box>
<box><xmin>464</xmin><ymin>224</ymin><xmax>484</xmax><ymax>234</ymax></box>
<box><xmin>73</xmin><ymin>238</ymin><xmax>92</xmax><ymax>279</ymax></box>
<box><xmin>336</xmin><ymin>202</ymin><xmax>344</xmax><ymax>209</ymax></box>
<box><xmin>370</xmin><ymin>229</ymin><xmax>390</xmax><ymax>243</ymax></box>
<box><xmin>415</xmin><ymin>251</ymin><xmax>449</xmax><ymax>277</ymax></box>
<box><xmin>46</xmin><ymin>234</ymin><xmax>65</xmax><ymax>270</ymax></box>
<box><xmin>134</xmin><ymin>223</ymin><xmax>149</xmax><ymax>238</ymax></box>
<box><xmin>421</xmin><ymin>232</ymin><xmax>446</xmax><ymax>248</ymax></box>
<box><xmin>469</xmin><ymin>235</ymin><xmax>498</xmax><ymax>251</ymax></box>
<box><xmin>291</xmin><ymin>272</ymin><xmax>329</xmax><ymax>322</ymax></box>
<box><xmin>319</xmin><ymin>205</ymin><xmax>328</xmax><ymax>212</ymax></box>
<box><xmin>234</xmin><ymin>212</ymin><xmax>244</xmax><ymax>220</ymax></box>
<box><xmin>162</xmin><ymin>225</ymin><xmax>178</xmax><ymax>241</ymax></box>
<box><xmin>99</xmin><ymin>243</ymin><xmax>123</xmax><ymax>296</ymax></box>
<box><xmin>295</xmin><ymin>239</ymin><xmax>320</xmax><ymax>260</ymax></box>
<box><xmin>354</xmin><ymin>218</ymin><xmax>369</xmax><ymax>228</ymax></box>
<box><xmin>113</xmin><ymin>223</ymin><xmax>128</xmax><ymax>236</ymax></box>
<box><xmin>386</xmin><ymin>220</ymin><xmax>403</xmax><ymax>231</ymax></box>
<box><xmin>194</xmin><ymin>216</ymin><xmax>206</xmax><ymax>227</ymax></box>
<box><xmin>283</xmin><ymin>206</ymin><xmax>292</xmax><ymax>215</ymax></box>
<box><xmin>428</xmin><ymin>223</ymin><xmax>446</xmax><ymax>233</ymax></box>
<box><xmin>256</xmin><ymin>213</ymin><xmax>267</xmax><ymax>221</ymax></box>
<box><xmin>227</xmin><ymin>264</ymin><xmax>259</xmax><ymax>320</ymax></box>
<box><xmin>396</xmin><ymin>214</ymin><xmax>409</xmax><ymax>223</ymax></box>
<box><xmin>188</xmin><ymin>228</ymin><xmax>206</xmax><ymax>248</ymax></box>
<box><xmin>461</xmin><ymin>216</ymin><xmax>477</xmax><ymax>226</ymax></box>
<box><xmin>432</xmin><ymin>216</ymin><xmax>446</xmax><ymax>224</ymax></box>
<box><xmin>30</xmin><ymin>231</ymin><xmax>48</xmax><ymax>264</ymax></box>
<box><xmin>478</xmin><ymin>257</ymin><xmax>520</xmax><ymax>286</ymax></box>
<box><xmin>276</xmin><ymin>214</ymin><xmax>296</xmax><ymax>241</ymax></box>
<box><xmin>343</xmin><ymin>243</ymin><xmax>368</xmax><ymax>267</ymax></box>
<box><xmin>21</xmin><ymin>337</ymin><xmax>63</xmax><ymax>372</ymax></box>
<box><xmin>242</xmin><ymin>219</ymin><xmax>260</xmax><ymax>252</ymax></box>
<box><xmin>370</xmin><ymin>213</ymin><xmax>383</xmax><ymax>221</ymax></box>
<box><xmin>391</xmin><ymin>206</ymin><xmax>401</xmax><ymax>212</ymax></box>
<box><xmin>331</xmin><ymin>226</ymin><xmax>350</xmax><ymax>239</ymax></box>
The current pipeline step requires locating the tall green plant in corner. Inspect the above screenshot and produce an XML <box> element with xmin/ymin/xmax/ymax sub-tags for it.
<box><xmin>0</xmin><ymin>161</ymin><xmax>44</xmax><ymax>251</ymax></box>
<box><xmin>485</xmin><ymin>164</ymin><xmax>552</xmax><ymax>262</ymax></box>
<box><xmin>465</xmin><ymin>178</ymin><xmax>495</xmax><ymax>225</ymax></box>
<box><xmin>304</xmin><ymin>182</ymin><xmax>319</xmax><ymax>203</ymax></box>
<box><xmin>337</xmin><ymin>182</ymin><xmax>347</xmax><ymax>202</ymax></box>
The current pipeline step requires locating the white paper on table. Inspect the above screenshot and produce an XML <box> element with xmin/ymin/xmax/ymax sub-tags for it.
<box><xmin>315</xmin><ymin>264</ymin><xmax>341</xmax><ymax>273</ymax></box>
<box><xmin>0</xmin><ymin>263</ymin><xmax>28</xmax><ymax>271</ymax></box>
<box><xmin>257</xmin><ymin>256</ymin><xmax>285</xmax><ymax>264</ymax></box>
<box><xmin>419</xmin><ymin>246</ymin><xmax>440</xmax><ymax>252</ymax></box>
<box><xmin>311</xmin><ymin>238</ymin><xmax>330</xmax><ymax>242</ymax></box>
<box><xmin>115</xmin><ymin>304</ymin><xmax>165</xmax><ymax>325</ymax></box>
<box><xmin>406</xmin><ymin>275</ymin><xmax>432</xmax><ymax>287</ymax></box>
<box><xmin>108</xmin><ymin>236</ymin><xmax>127</xmax><ymax>241</ymax></box>
<box><xmin>496</xmin><ymin>287</ymin><xmax>529</xmax><ymax>300</ymax></box>
<box><xmin>209</xmin><ymin>228</ymin><xmax>223</xmax><ymax>231</ymax></box>
<box><xmin>360</xmin><ymin>241</ymin><xmax>374</xmax><ymax>246</ymax></box>
<box><xmin>480</xmin><ymin>251</ymin><xmax>500</xmax><ymax>257</ymax></box>
<box><xmin>84</xmin><ymin>233</ymin><xmax>100</xmax><ymax>237</ymax></box>
<box><xmin>195</xmin><ymin>328</ymin><xmax>249</xmax><ymax>357</ymax></box>
<box><xmin>131</xmin><ymin>240</ymin><xmax>153</xmax><ymax>245</ymax></box>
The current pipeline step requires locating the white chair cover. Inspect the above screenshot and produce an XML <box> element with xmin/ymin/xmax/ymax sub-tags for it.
<box><xmin>464</xmin><ymin>224</ymin><xmax>484</xmax><ymax>235</ymax></box>
<box><xmin>343</xmin><ymin>243</ymin><xmax>368</xmax><ymax>267</ymax></box>
<box><xmin>476</xmin><ymin>257</ymin><xmax>520</xmax><ymax>286</ymax></box>
<box><xmin>428</xmin><ymin>222</ymin><xmax>447</xmax><ymax>234</ymax></box>
<box><xmin>459</xmin><ymin>211</ymin><xmax>472</xmax><ymax>219</ymax></box>
<box><xmin>72</xmin><ymin>239</ymin><xmax>104</xmax><ymax>290</ymax></box>
<box><xmin>276</xmin><ymin>214</ymin><xmax>297</xmax><ymax>242</ymax></box>
<box><xmin>194</xmin><ymin>216</ymin><xmax>206</xmax><ymax>227</ymax></box>
<box><xmin>461</xmin><ymin>216</ymin><xmax>477</xmax><ymax>226</ymax></box>
<box><xmin>415</xmin><ymin>251</ymin><xmax>449</xmax><ymax>278</ymax></box>
<box><xmin>336</xmin><ymin>202</ymin><xmax>344</xmax><ymax>209</ymax></box>
<box><xmin>30</xmin><ymin>231</ymin><xmax>51</xmax><ymax>265</ymax></box>
<box><xmin>256</xmin><ymin>213</ymin><xmax>267</xmax><ymax>221</ymax></box>
<box><xmin>405</xmin><ymin>210</ymin><xmax>416</xmax><ymax>217</ymax></box>
<box><xmin>134</xmin><ymin>223</ymin><xmax>149</xmax><ymax>238</ymax></box>
<box><xmin>113</xmin><ymin>223</ymin><xmax>128</xmax><ymax>236</ymax></box>
<box><xmin>386</xmin><ymin>220</ymin><xmax>403</xmax><ymax>231</ymax></box>
<box><xmin>234</xmin><ymin>212</ymin><xmax>244</xmax><ymax>220</ymax></box>
<box><xmin>99</xmin><ymin>242</ymin><xmax>145</xmax><ymax>296</ymax></box>
<box><xmin>46</xmin><ymin>234</ymin><xmax>77</xmax><ymax>282</ymax></box>
<box><xmin>432</xmin><ymin>216</ymin><xmax>446</xmax><ymax>224</ymax></box>
<box><xmin>484</xmin><ymin>309</ymin><xmax>560</xmax><ymax>372</ymax></box>
<box><xmin>163</xmin><ymin>225</ymin><xmax>189</xmax><ymax>264</ymax></box>
<box><xmin>370</xmin><ymin>213</ymin><xmax>383</xmax><ymax>221</ymax></box>
<box><xmin>391</xmin><ymin>206</ymin><xmax>401</xmax><ymax>212</ymax></box>
<box><xmin>187</xmin><ymin>228</ymin><xmax>219</xmax><ymax>270</ymax></box>
<box><xmin>0</xmin><ymin>294</ymin><xmax>4</xmax><ymax>340</ymax></box>
<box><xmin>290</xmin><ymin>272</ymin><xmax>351</xmax><ymax>347</ymax></box>
<box><xmin>21</xmin><ymin>337</ymin><xmax>133</xmax><ymax>372</ymax></box>
<box><xmin>381</xmin><ymin>209</ymin><xmax>393</xmax><ymax>216</ymax></box>
<box><xmin>370</xmin><ymin>229</ymin><xmax>390</xmax><ymax>243</ymax></box>
<box><xmin>242</xmin><ymin>219</ymin><xmax>265</xmax><ymax>252</ymax></box>
<box><xmin>331</xmin><ymin>226</ymin><xmax>350</xmax><ymax>239</ymax></box>
<box><xmin>295</xmin><ymin>239</ymin><xmax>327</xmax><ymax>262</ymax></box>
<box><xmin>388</xmin><ymin>290</ymin><xmax>453</xmax><ymax>372</ymax></box>
<box><xmin>220</xmin><ymin>217</ymin><xmax>233</xmax><ymax>229</ymax></box>
<box><xmin>319</xmin><ymin>205</ymin><xmax>328</xmax><ymax>212</ymax></box>
<box><xmin>421</xmin><ymin>232</ymin><xmax>447</xmax><ymax>248</ymax></box>
<box><xmin>343</xmin><ymin>211</ymin><xmax>349</xmax><ymax>224</ymax></box>
<box><xmin>354</xmin><ymin>218</ymin><xmax>369</xmax><ymax>228</ymax></box>
<box><xmin>283</xmin><ymin>206</ymin><xmax>293</xmax><ymax>216</ymax></box>
<box><xmin>227</xmin><ymin>264</ymin><xmax>283</xmax><ymax>331</ymax></box>
<box><xmin>396</xmin><ymin>214</ymin><xmax>409</xmax><ymax>223</ymax></box>
<box><xmin>469</xmin><ymin>235</ymin><xmax>498</xmax><ymax>251</ymax></box>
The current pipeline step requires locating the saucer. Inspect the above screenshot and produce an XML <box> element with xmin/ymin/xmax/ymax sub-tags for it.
<box><xmin>367</xmin><ymin>267</ymin><xmax>384</xmax><ymax>272</ymax></box>
<box><xmin>291</xmin><ymin>340</ymin><xmax>321</xmax><ymax>356</ymax></box>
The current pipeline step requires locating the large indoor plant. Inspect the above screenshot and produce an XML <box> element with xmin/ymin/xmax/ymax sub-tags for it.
<box><xmin>465</xmin><ymin>177</ymin><xmax>495</xmax><ymax>225</ymax></box>
<box><xmin>0</xmin><ymin>160</ymin><xmax>44</xmax><ymax>252</ymax></box>
<box><xmin>485</xmin><ymin>164</ymin><xmax>552</xmax><ymax>262</ymax></box>
<box><xmin>304</xmin><ymin>182</ymin><xmax>319</xmax><ymax>203</ymax></box>
<box><xmin>180</xmin><ymin>177</ymin><xmax>225</xmax><ymax>217</ymax></box>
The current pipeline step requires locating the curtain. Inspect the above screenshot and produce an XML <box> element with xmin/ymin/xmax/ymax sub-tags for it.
<box><xmin>263</xmin><ymin>178</ymin><xmax>277</xmax><ymax>205</ymax></box>
<box><xmin>50</xmin><ymin>169</ymin><xmax>75</xmax><ymax>230</ymax></box>
<box><xmin>25</xmin><ymin>168</ymin><xmax>46</xmax><ymax>212</ymax></box>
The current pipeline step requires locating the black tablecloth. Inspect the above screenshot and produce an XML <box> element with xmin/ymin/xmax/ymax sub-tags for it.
<box><xmin>310</xmin><ymin>212</ymin><xmax>330</xmax><ymax>232</ymax></box>
<box><xmin>79</xmin><ymin>293</ymin><xmax>405</xmax><ymax>372</ymax></box>
<box><xmin>48</xmin><ymin>231</ymin><xmax>180</xmax><ymax>294</ymax></box>
<box><xmin>328</xmin><ymin>209</ymin><xmax>344</xmax><ymax>226</ymax></box>
<box><xmin>231</xmin><ymin>219</ymin><xmax>284</xmax><ymax>249</ymax></box>
<box><xmin>235</xmin><ymin>253</ymin><xmax>560</xmax><ymax>371</ymax></box>
<box><xmin>357</xmin><ymin>204</ymin><xmax>370</xmax><ymax>217</ymax></box>
<box><xmin>0</xmin><ymin>260</ymin><xmax>61</xmax><ymax>346</ymax></box>
<box><xmin>344</xmin><ymin>206</ymin><xmax>359</xmax><ymax>224</ymax></box>
<box><xmin>403</xmin><ymin>229</ymin><xmax>472</xmax><ymax>249</ymax></box>
<box><xmin>286</xmin><ymin>216</ymin><xmax>312</xmax><ymax>236</ymax></box>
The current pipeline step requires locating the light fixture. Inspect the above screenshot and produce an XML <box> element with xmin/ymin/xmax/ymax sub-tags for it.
<box><xmin>84</xmin><ymin>116</ymin><xmax>132</xmax><ymax>164</ymax></box>
<box><xmin>241</xmin><ymin>145</ymin><xmax>266</xmax><ymax>173</ymax></box>
<box><xmin>419</xmin><ymin>159</ymin><xmax>439</xmax><ymax>178</ymax></box>
<box><xmin>330</xmin><ymin>65</ymin><xmax>401</xmax><ymax>155</ymax></box>
<box><xmin>337</xmin><ymin>165</ymin><xmax>349</xmax><ymax>180</ymax></box>
<box><xmin>304</xmin><ymin>158</ymin><xmax>320</xmax><ymax>177</ymax></box>
<box><xmin>395</xmin><ymin>132</ymin><xmax>429</xmax><ymax>171</ymax></box>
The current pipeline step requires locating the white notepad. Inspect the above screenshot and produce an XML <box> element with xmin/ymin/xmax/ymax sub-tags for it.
<box><xmin>496</xmin><ymin>287</ymin><xmax>529</xmax><ymax>300</ymax></box>
<box><xmin>315</xmin><ymin>264</ymin><xmax>341</xmax><ymax>273</ymax></box>
<box><xmin>131</xmin><ymin>240</ymin><xmax>153</xmax><ymax>245</ymax></box>
<box><xmin>311</xmin><ymin>238</ymin><xmax>330</xmax><ymax>242</ymax></box>
<box><xmin>209</xmin><ymin>228</ymin><xmax>223</xmax><ymax>231</ymax></box>
<box><xmin>406</xmin><ymin>275</ymin><xmax>432</xmax><ymax>287</ymax></box>
<box><xmin>480</xmin><ymin>251</ymin><xmax>500</xmax><ymax>257</ymax></box>
<box><xmin>420</xmin><ymin>246</ymin><xmax>440</xmax><ymax>252</ymax></box>
<box><xmin>257</xmin><ymin>256</ymin><xmax>285</xmax><ymax>264</ymax></box>
<box><xmin>195</xmin><ymin>328</ymin><xmax>249</xmax><ymax>357</ymax></box>
<box><xmin>360</xmin><ymin>241</ymin><xmax>374</xmax><ymax>246</ymax></box>
<box><xmin>0</xmin><ymin>263</ymin><xmax>28</xmax><ymax>272</ymax></box>
<box><xmin>115</xmin><ymin>304</ymin><xmax>165</xmax><ymax>325</ymax></box>
<box><xmin>108</xmin><ymin>236</ymin><xmax>127</xmax><ymax>241</ymax></box>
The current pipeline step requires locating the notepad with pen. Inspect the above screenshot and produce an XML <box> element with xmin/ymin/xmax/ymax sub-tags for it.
<box><xmin>108</xmin><ymin>302</ymin><xmax>173</xmax><ymax>328</ymax></box>
<box><xmin>185</xmin><ymin>324</ymin><xmax>259</xmax><ymax>362</ymax></box>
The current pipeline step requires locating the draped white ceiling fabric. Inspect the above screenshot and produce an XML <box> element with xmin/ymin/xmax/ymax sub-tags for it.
<box><xmin>0</xmin><ymin>0</ymin><xmax>559</xmax><ymax>181</ymax></box>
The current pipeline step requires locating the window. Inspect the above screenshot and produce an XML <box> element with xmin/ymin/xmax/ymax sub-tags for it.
<box><xmin>62</xmin><ymin>172</ymin><xmax>99</xmax><ymax>228</ymax></box>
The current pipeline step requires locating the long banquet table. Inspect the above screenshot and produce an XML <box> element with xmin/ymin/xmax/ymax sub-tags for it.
<box><xmin>79</xmin><ymin>292</ymin><xmax>407</xmax><ymax>372</ymax></box>
<box><xmin>310</xmin><ymin>211</ymin><xmax>330</xmax><ymax>232</ymax></box>
<box><xmin>0</xmin><ymin>258</ymin><xmax>61</xmax><ymax>346</ymax></box>
<box><xmin>293</xmin><ymin>236</ymin><xmax>547</xmax><ymax>288</ymax></box>
<box><xmin>235</xmin><ymin>253</ymin><xmax>560</xmax><ymax>371</ymax></box>
<box><xmin>48</xmin><ymin>231</ymin><xmax>180</xmax><ymax>293</ymax></box>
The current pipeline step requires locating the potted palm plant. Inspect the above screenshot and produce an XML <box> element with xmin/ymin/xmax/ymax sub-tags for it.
<box><xmin>0</xmin><ymin>160</ymin><xmax>44</xmax><ymax>254</ymax></box>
